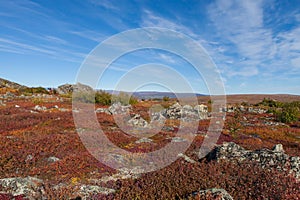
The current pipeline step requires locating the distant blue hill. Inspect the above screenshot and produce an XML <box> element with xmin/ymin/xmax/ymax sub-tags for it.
<box><xmin>104</xmin><ymin>90</ymin><xmax>206</xmax><ymax>100</ymax></box>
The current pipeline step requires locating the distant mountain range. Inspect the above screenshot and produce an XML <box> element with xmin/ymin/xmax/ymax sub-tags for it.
<box><xmin>4</xmin><ymin>78</ymin><xmax>299</xmax><ymax>103</ymax></box>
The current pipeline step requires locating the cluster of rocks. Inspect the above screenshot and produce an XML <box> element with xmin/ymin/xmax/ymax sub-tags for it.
<box><xmin>220</xmin><ymin>105</ymin><xmax>267</xmax><ymax>114</ymax></box>
<box><xmin>207</xmin><ymin>142</ymin><xmax>300</xmax><ymax>180</ymax></box>
<box><xmin>263</xmin><ymin>120</ymin><xmax>286</xmax><ymax>126</ymax></box>
<box><xmin>32</xmin><ymin>105</ymin><xmax>69</xmax><ymax>113</ymax></box>
<box><xmin>96</xmin><ymin>102</ymin><xmax>209</xmax><ymax>128</ymax></box>
<box><xmin>95</xmin><ymin>102</ymin><xmax>131</xmax><ymax>115</ymax></box>
<box><xmin>187</xmin><ymin>188</ymin><xmax>233</xmax><ymax>200</ymax></box>
<box><xmin>0</xmin><ymin>91</ymin><xmax>16</xmax><ymax>99</ymax></box>
<box><xmin>0</xmin><ymin>176</ymin><xmax>115</xmax><ymax>200</ymax></box>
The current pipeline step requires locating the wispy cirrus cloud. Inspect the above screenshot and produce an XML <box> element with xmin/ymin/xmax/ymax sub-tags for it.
<box><xmin>0</xmin><ymin>38</ymin><xmax>56</xmax><ymax>55</ymax></box>
<box><xmin>0</xmin><ymin>37</ymin><xmax>86</xmax><ymax>63</ymax></box>
<box><xmin>141</xmin><ymin>9</ymin><xmax>199</xmax><ymax>39</ymax></box>
<box><xmin>88</xmin><ymin>0</ymin><xmax>120</xmax><ymax>11</ymax></box>
<box><xmin>69</xmin><ymin>30</ymin><xmax>107</xmax><ymax>42</ymax></box>
<box><xmin>207</xmin><ymin>0</ymin><xmax>273</xmax><ymax>76</ymax></box>
<box><xmin>207</xmin><ymin>0</ymin><xmax>300</xmax><ymax>79</ymax></box>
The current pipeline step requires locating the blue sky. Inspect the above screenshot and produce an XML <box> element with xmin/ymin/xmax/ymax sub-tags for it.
<box><xmin>0</xmin><ymin>0</ymin><xmax>299</xmax><ymax>94</ymax></box>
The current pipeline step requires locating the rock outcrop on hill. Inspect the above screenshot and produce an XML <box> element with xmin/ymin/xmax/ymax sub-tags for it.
<box><xmin>57</xmin><ymin>83</ymin><xmax>93</xmax><ymax>95</ymax></box>
<box><xmin>206</xmin><ymin>142</ymin><xmax>300</xmax><ymax>180</ymax></box>
<box><xmin>0</xmin><ymin>78</ymin><xmax>27</xmax><ymax>90</ymax></box>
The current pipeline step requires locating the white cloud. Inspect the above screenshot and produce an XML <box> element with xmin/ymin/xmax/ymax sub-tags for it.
<box><xmin>291</xmin><ymin>57</ymin><xmax>300</xmax><ymax>69</ymax></box>
<box><xmin>208</xmin><ymin>0</ymin><xmax>274</xmax><ymax>64</ymax></box>
<box><xmin>158</xmin><ymin>53</ymin><xmax>176</xmax><ymax>64</ymax></box>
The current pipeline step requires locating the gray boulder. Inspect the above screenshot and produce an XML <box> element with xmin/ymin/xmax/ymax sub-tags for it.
<box><xmin>128</xmin><ymin>114</ymin><xmax>148</xmax><ymax>128</ymax></box>
<box><xmin>165</xmin><ymin>103</ymin><xmax>209</xmax><ymax>120</ymax></box>
<box><xmin>108</xmin><ymin>102</ymin><xmax>131</xmax><ymax>115</ymax></box>
<box><xmin>182</xmin><ymin>105</ymin><xmax>198</xmax><ymax>120</ymax></box>
<box><xmin>165</xmin><ymin>102</ymin><xmax>182</xmax><ymax>119</ymax></box>
<box><xmin>78</xmin><ymin>185</ymin><xmax>115</xmax><ymax>200</ymax></box>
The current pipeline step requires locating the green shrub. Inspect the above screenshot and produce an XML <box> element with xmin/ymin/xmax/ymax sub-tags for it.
<box><xmin>163</xmin><ymin>96</ymin><xmax>170</xmax><ymax>102</ymax></box>
<box><xmin>32</xmin><ymin>98</ymin><xmax>44</xmax><ymax>104</ymax></box>
<box><xmin>21</xmin><ymin>87</ymin><xmax>49</xmax><ymax>94</ymax></box>
<box><xmin>95</xmin><ymin>90</ymin><xmax>112</xmax><ymax>105</ymax></box>
<box><xmin>276</xmin><ymin>102</ymin><xmax>299</xmax><ymax>123</ymax></box>
<box><xmin>72</xmin><ymin>91</ymin><xmax>95</xmax><ymax>103</ymax></box>
<box><xmin>258</xmin><ymin>98</ymin><xmax>283</xmax><ymax>108</ymax></box>
<box><xmin>112</xmin><ymin>92</ymin><xmax>138</xmax><ymax>105</ymax></box>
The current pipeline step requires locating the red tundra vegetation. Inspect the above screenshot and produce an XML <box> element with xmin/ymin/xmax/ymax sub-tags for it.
<box><xmin>0</xmin><ymin>96</ymin><xmax>299</xmax><ymax>199</ymax></box>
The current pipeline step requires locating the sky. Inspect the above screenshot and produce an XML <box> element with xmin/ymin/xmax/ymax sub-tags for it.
<box><xmin>0</xmin><ymin>0</ymin><xmax>299</xmax><ymax>94</ymax></box>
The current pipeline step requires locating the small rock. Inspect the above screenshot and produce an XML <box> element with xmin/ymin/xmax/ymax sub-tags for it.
<box><xmin>59</xmin><ymin>108</ymin><xmax>69</xmax><ymax>112</ymax></box>
<box><xmin>171</xmin><ymin>137</ymin><xmax>187</xmax><ymax>143</ymax></box>
<box><xmin>47</xmin><ymin>156</ymin><xmax>60</xmax><ymax>163</ymax></box>
<box><xmin>135</xmin><ymin>137</ymin><xmax>153</xmax><ymax>144</ymax></box>
<box><xmin>178</xmin><ymin>153</ymin><xmax>196</xmax><ymax>163</ymax></box>
<box><xmin>34</xmin><ymin>105</ymin><xmax>47</xmax><ymax>111</ymax></box>
<box><xmin>25</xmin><ymin>155</ymin><xmax>33</xmax><ymax>162</ymax></box>
<box><xmin>95</xmin><ymin>107</ymin><xmax>110</xmax><ymax>114</ymax></box>
<box><xmin>272</xmin><ymin>144</ymin><xmax>284</xmax><ymax>152</ymax></box>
